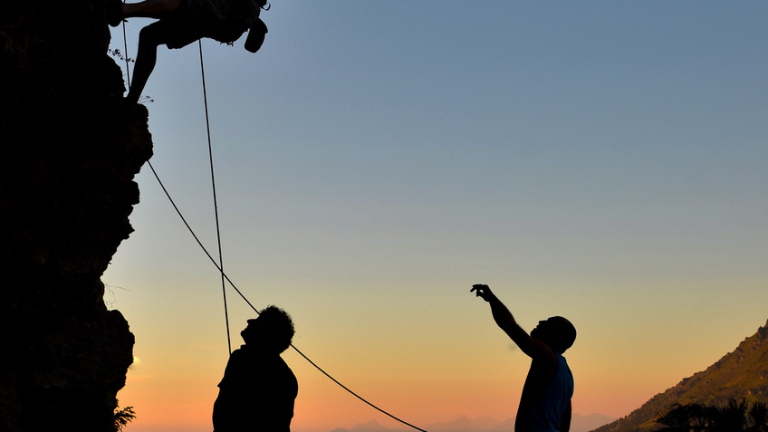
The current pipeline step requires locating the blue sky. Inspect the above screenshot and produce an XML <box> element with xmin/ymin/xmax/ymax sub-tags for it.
<box><xmin>105</xmin><ymin>2</ymin><xmax>768</xmax><ymax>431</ymax></box>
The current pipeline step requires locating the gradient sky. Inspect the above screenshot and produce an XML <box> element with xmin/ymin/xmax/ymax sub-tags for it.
<box><xmin>103</xmin><ymin>2</ymin><xmax>768</xmax><ymax>431</ymax></box>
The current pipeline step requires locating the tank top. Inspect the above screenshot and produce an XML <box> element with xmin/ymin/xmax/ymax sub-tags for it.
<box><xmin>516</xmin><ymin>352</ymin><xmax>573</xmax><ymax>432</ymax></box>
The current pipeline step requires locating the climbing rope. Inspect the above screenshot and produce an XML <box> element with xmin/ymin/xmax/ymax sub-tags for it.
<box><xmin>118</xmin><ymin>21</ymin><xmax>430</xmax><ymax>432</ymax></box>
<box><xmin>119</xmin><ymin>17</ymin><xmax>232</xmax><ymax>354</ymax></box>
<box><xmin>196</xmin><ymin>39</ymin><xmax>233</xmax><ymax>356</ymax></box>
<box><xmin>146</xmin><ymin>162</ymin><xmax>430</xmax><ymax>432</ymax></box>
<box><xmin>121</xmin><ymin>17</ymin><xmax>131</xmax><ymax>84</ymax></box>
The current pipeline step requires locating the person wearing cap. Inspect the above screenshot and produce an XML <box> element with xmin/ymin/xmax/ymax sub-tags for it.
<box><xmin>471</xmin><ymin>284</ymin><xmax>577</xmax><ymax>432</ymax></box>
<box><xmin>106</xmin><ymin>0</ymin><xmax>269</xmax><ymax>105</ymax></box>
<box><xmin>212</xmin><ymin>305</ymin><xmax>298</xmax><ymax>432</ymax></box>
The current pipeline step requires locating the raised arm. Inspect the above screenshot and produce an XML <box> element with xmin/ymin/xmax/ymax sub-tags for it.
<box><xmin>470</xmin><ymin>284</ymin><xmax>557</xmax><ymax>364</ymax></box>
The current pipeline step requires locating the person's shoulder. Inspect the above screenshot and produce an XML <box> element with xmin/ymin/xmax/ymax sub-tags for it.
<box><xmin>230</xmin><ymin>345</ymin><xmax>247</xmax><ymax>356</ymax></box>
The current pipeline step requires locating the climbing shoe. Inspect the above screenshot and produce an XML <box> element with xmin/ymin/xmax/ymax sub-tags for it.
<box><xmin>244</xmin><ymin>18</ymin><xmax>268</xmax><ymax>53</ymax></box>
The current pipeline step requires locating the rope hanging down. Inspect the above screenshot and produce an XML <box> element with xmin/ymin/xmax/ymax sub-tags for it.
<box><xmin>119</xmin><ymin>21</ymin><xmax>429</xmax><ymax>432</ymax></box>
<box><xmin>119</xmin><ymin>19</ymin><xmax>232</xmax><ymax>354</ymax></box>
<box><xmin>145</xmin><ymin>162</ymin><xmax>430</xmax><ymax>432</ymax></box>
<box><xmin>196</xmin><ymin>39</ymin><xmax>233</xmax><ymax>356</ymax></box>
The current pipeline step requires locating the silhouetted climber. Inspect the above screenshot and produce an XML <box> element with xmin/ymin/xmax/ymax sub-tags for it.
<box><xmin>212</xmin><ymin>306</ymin><xmax>298</xmax><ymax>432</ymax></box>
<box><xmin>106</xmin><ymin>0</ymin><xmax>269</xmax><ymax>104</ymax></box>
<box><xmin>471</xmin><ymin>284</ymin><xmax>576</xmax><ymax>432</ymax></box>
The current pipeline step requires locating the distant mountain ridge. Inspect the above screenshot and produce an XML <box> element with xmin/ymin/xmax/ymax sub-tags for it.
<box><xmin>592</xmin><ymin>319</ymin><xmax>768</xmax><ymax>432</ymax></box>
<box><xmin>329</xmin><ymin>412</ymin><xmax>613</xmax><ymax>432</ymax></box>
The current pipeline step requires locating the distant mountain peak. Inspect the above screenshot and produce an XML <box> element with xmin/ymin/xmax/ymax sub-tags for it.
<box><xmin>349</xmin><ymin>419</ymin><xmax>391</xmax><ymax>432</ymax></box>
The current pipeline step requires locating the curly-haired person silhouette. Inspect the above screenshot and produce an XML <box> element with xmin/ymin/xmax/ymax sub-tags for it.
<box><xmin>213</xmin><ymin>306</ymin><xmax>298</xmax><ymax>432</ymax></box>
<box><xmin>471</xmin><ymin>284</ymin><xmax>576</xmax><ymax>432</ymax></box>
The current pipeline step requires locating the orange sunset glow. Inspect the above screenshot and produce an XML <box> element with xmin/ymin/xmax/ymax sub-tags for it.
<box><xmin>101</xmin><ymin>1</ymin><xmax>768</xmax><ymax>432</ymax></box>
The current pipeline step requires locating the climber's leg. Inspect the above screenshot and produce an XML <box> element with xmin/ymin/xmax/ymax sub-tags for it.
<box><xmin>124</xmin><ymin>13</ymin><xmax>201</xmax><ymax>104</ymax></box>
<box><xmin>126</xmin><ymin>21</ymin><xmax>171</xmax><ymax>104</ymax></box>
<box><xmin>123</xmin><ymin>0</ymin><xmax>183</xmax><ymax>19</ymax></box>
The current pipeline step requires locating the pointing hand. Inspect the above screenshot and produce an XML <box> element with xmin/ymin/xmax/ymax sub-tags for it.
<box><xmin>471</xmin><ymin>284</ymin><xmax>494</xmax><ymax>302</ymax></box>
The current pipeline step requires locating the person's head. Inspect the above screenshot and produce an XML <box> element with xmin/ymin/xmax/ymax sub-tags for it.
<box><xmin>531</xmin><ymin>316</ymin><xmax>576</xmax><ymax>353</ymax></box>
<box><xmin>241</xmin><ymin>305</ymin><xmax>295</xmax><ymax>354</ymax></box>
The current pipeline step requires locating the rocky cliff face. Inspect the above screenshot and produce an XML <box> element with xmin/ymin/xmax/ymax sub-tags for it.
<box><xmin>0</xmin><ymin>0</ymin><xmax>152</xmax><ymax>430</ymax></box>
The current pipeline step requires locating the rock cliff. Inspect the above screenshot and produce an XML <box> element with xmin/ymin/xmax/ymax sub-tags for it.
<box><xmin>0</xmin><ymin>0</ymin><xmax>152</xmax><ymax>430</ymax></box>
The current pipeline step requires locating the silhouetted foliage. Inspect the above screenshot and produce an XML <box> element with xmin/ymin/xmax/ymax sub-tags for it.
<box><xmin>655</xmin><ymin>402</ymin><xmax>709</xmax><ymax>431</ymax></box>
<box><xmin>749</xmin><ymin>403</ymin><xmax>768</xmax><ymax>432</ymax></box>
<box><xmin>114</xmin><ymin>401</ymin><xmax>136</xmax><ymax>432</ymax></box>
<box><xmin>108</xmin><ymin>48</ymin><xmax>134</xmax><ymax>63</ymax></box>
<box><xmin>655</xmin><ymin>399</ymin><xmax>768</xmax><ymax>432</ymax></box>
